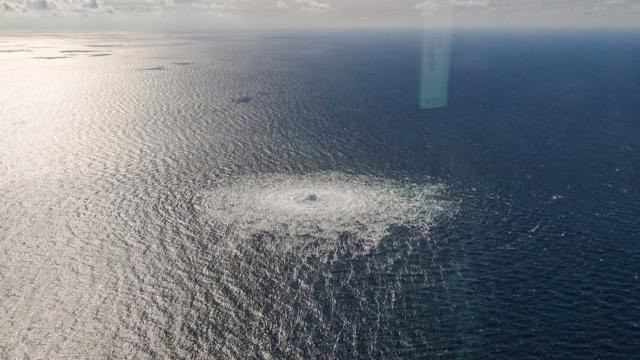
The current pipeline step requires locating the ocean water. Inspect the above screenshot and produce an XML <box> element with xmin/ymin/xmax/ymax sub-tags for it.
<box><xmin>1</xmin><ymin>30</ymin><xmax>639</xmax><ymax>359</ymax></box>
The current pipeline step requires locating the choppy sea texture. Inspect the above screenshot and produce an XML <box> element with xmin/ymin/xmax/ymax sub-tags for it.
<box><xmin>1</xmin><ymin>31</ymin><xmax>639</xmax><ymax>359</ymax></box>
<box><xmin>199</xmin><ymin>172</ymin><xmax>453</xmax><ymax>256</ymax></box>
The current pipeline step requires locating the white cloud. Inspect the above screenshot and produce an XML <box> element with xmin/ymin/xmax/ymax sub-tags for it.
<box><xmin>0</xmin><ymin>0</ymin><xmax>112</xmax><ymax>14</ymax></box>
<box><xmin>455</xmin><ymin>0</ymin><xmax>489</xmax><ymax>8</ymax></box>
<box><xmin>415</xmin><ymin>1</ymin><xmax>439</xmax><ymax>12</ymax></box>
<box><xmin>294</xmin><ymin>0</ymin><xmax>329</xmax><ymax>12</ymax></box>
<box><xmin>593</xmin><ymin>0</ymin><xmax>633</xmax><ymax>10</ymax></box>
<box><xmin>0</xmin><ymin>0</ymin><xmax>242</xmax><ymax>15</ymax></box>
<box><xmin>415</xmin><ymin>0</ymin><xmax>490</xmax><ymax>13</ymax></box>
<box><xmin>1</xmin><ymin>0</ymin><xmax>21</xmax><ymax>11</ymax></box>
<box><xmin>276</xmin><ymin>0</ymin><xmax>288</xmax><ymax>10</ymax></box>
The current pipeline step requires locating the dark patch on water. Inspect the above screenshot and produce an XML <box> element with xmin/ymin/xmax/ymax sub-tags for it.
<box><xmin>85</xmin><ymin>44</ymin><xmax>123</xmax><ymax>48</ymax></box>
<box><xmin>32</xmin><ymin>56</ymin><xmax>69</xmax><ymax>60</ymax></box>
<box><xmin>137</xmin><ymin>66</ymin><xmax>166</xmax><ymax>71</ymax></box>
<box><xmin>61</xmin><ymin>50</ymin><xmax>102</xmax><ymax>53</ymax></box>
<box><xmin>233</xmin><ymin>96</ymin><xmax>252</xmax><ymax>103</ymax></box>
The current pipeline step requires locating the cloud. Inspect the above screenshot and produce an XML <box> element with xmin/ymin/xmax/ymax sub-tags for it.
<box><xmin>454</xmin><ymin>0</ymin><xmax>489</xmax><ymax>8</ymax></box>
<box><xmin>592</xmin><ymin>0</ymin><xmax>635</xmax><ymax>10</ymax></box>
<box><xmin>1</xmin><ymin>0</ymin><xmax>639</xmax><ymax>27</ymax></box>
<box><xmin>294</xmin><ymin>0</ymin><xmax>329</xmax><ymax>12</ymax></box>
<box><xmin>415</xmin><ymin>0</ymin><xmax>490</xmax><ymax>13</ymax></box>
<box><xmin>415</xmin><ymin>1</ymin><xmax>439</xmax><ymax>12</ymax></box>
<box><xmin>0</xmin><ymin>0</ymin><xmax>112</xmax><ymax>14</ymax></box>
<box><xmin>85</xmin><ymin>0</ymin><xmax>101</xmax><ymax>8</ymax></box>
<box><xmin>1</xmin><ymin>1</ymin><xmax>21</xmax><ymax>11</ymax></box>
<box><xmin>0</xmin><ymin>0</ymin><xmax>241</xmax><ymax>15</ymax></box>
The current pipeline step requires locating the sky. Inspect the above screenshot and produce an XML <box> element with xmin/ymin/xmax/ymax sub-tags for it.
<box><xmin>1</xmin><ymin>0</ymin><xmax>639</xmax><ymax>30</ymax></box>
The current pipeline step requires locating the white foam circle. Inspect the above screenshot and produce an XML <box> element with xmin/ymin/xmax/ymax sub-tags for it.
<box><xmin>199</xmin><ymin>172</ymin><xmax>453</xmax><ymax>254</ymax></box>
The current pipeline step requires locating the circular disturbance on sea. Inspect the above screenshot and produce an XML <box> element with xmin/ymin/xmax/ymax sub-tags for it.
<box><xmin>198</xmin><ymin>172</ymin><xmax>455</xmax><ymax>257</ymax></box>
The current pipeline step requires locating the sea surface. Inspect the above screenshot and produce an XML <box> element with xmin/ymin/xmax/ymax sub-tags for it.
<box><xmin>1</xmin><ymin>30</ymin><xmax>639</xmax><ymax>359</ymax></box>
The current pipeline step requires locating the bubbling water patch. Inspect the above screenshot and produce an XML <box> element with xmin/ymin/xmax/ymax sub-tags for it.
<box><xmin>199</xmin><ymin>172</ymin><xmax>453</xmax><ymax>255</ymax></box>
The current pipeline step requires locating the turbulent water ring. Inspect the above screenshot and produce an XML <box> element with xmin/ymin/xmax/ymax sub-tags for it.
<box><xmin>199</xmin><ymin>172</ymin><xmax>454</xmax><ymax>255</ymax></box>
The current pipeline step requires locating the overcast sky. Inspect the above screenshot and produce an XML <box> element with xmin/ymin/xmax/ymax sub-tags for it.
<box><xmin>1</xmin><ymin>0</ymin><xmax>639</xmax><ymax>30</ymax></box>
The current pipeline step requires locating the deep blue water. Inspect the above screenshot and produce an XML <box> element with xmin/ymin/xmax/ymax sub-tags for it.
<box><xmin>1</xmin><ymin>30</ymin><xmax>639</xmax><ymax>358</ymax></box>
